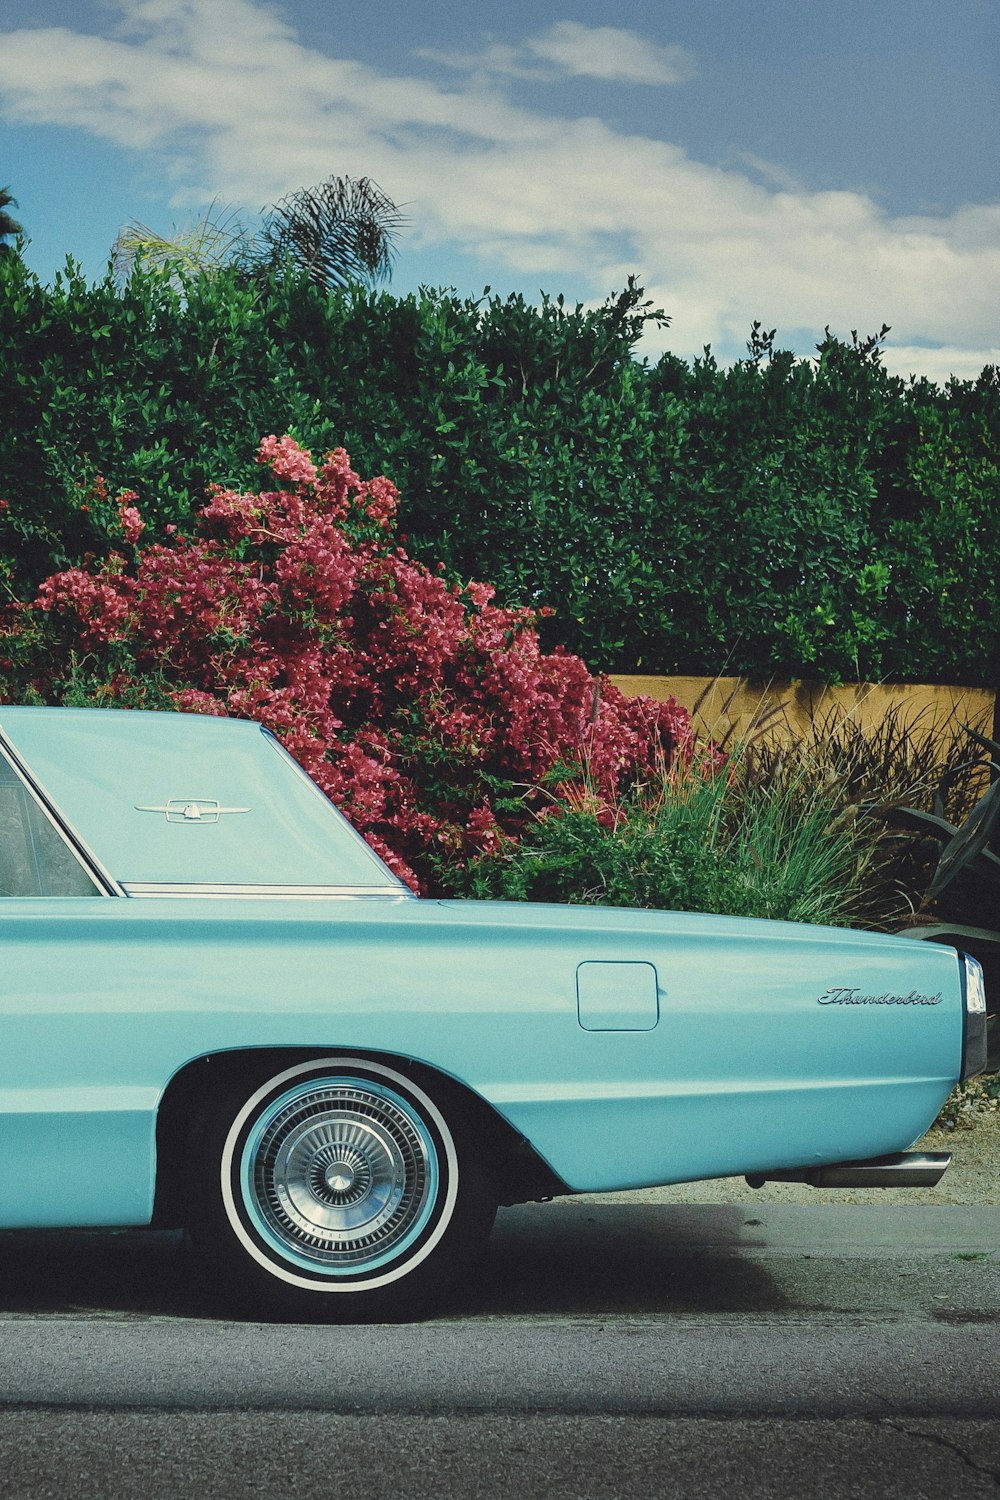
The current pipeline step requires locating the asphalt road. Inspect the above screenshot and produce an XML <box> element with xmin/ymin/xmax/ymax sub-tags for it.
<box><xmin>2</xmin><ymin>1202</ymin><xmax>1000</xmax><ymax>1497</ymax></box>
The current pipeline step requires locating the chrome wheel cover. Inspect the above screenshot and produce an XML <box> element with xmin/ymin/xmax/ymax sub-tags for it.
<box><xmin>228</xmin><ymin>1065</ymin><xmax>451</xmax><ymax>1285</ymax></box>
<box><xmin>249</xmin><ymin>1083</ymin><xmax>433</xmax><ymax>1266</ymax></box>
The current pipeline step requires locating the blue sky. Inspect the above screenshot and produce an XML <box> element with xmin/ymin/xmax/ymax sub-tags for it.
<box><xmin>1</xmin><ymin>0</ymin><xmax>997</xmax><ymax>379</ymax></box>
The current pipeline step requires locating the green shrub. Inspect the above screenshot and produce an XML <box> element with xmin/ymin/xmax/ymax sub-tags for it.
<box><xmin>2</xmin><ymin>252</ymin><xmax>998</xmax><ymax>683</ymax></box>
<box><xmin>444</xmin><ymin>760</ymin><xmax>882</xmax><ymax>928</ymax></box>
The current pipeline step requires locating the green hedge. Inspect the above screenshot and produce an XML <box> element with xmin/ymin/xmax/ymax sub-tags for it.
<box><xmin>1</xmin><ymin>254</ymin><xmax>998</xmax><ymax>684</ymax></box>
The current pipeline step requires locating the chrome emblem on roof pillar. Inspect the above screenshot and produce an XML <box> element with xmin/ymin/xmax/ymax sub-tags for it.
<box><xmin>134</xmin><ymin>799</ymin><xmax>251</xmax><ymax>824</ymax></box>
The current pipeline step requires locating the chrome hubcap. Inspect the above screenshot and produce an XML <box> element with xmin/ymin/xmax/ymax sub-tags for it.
<box><xmin>246</xmin><ymin>1082</ymin><xmax>434</xmax><ymax>1268</ymax></box>
<box><xmin>322</xmin><ymin>1158</ymin><xmax>362</xmax><ymax>1197</ymax></box>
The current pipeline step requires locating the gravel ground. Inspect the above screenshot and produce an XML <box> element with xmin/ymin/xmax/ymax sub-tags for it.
<box><xmin>585</xmin><ymin>1109</ymin><xmax>1000</xmax><ymax>1208</ymax></box>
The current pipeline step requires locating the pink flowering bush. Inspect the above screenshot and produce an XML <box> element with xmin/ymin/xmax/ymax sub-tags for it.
<box><xmin>4</xmin><ymin>436</ymin><xmax>696</xmax><ymax>890</ymax></box>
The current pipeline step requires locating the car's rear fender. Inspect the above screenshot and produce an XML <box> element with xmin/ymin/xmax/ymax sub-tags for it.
<box><xmin>151</xmin><ymin>1046</ymin><xmax>566</xmax><ymax>1229</ymax></box>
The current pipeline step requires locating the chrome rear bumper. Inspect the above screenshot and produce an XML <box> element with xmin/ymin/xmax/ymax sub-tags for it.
<box><xmin>745</xmin><ymin>1150</ymin><xmax>951</xmax><ymax>1190</ymax></box>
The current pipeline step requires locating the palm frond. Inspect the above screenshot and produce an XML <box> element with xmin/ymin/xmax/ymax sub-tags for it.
<box><xmin>112</xmin><ymin>203</ymin><xmax>250</xmax><ymax>285</ymax></box>
<box><xmin>257</xmin><ymin>175</ymin><xmax>404</xmax><ymax>290</ymax></box>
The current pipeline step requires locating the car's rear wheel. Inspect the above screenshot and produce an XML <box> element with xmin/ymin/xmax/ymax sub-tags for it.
<box><xmin>189</xmin><ymin>1056</ymin><xmax>496</xmax><ymax>1321</ymax></box>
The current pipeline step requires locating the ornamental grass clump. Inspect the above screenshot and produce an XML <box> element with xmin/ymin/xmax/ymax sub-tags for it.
<box><xmin>0</xmin><ymin>435</ymin><xmax>695</xmax><ymax>891</ymax></box>
<box><xmin>740</xmin><ymin>701</ymin><xmax>995</xmax><ymax>928</ymax></box>
<box><xmin>445</xmin><ymin>756</ymin><xmax>882</xmax><ymax>929</ymax></box>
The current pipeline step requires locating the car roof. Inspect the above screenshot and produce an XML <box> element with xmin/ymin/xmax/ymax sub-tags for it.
<box><xmin>0</xmin><ymin>706</ymin><xmax>403</xmax><ymax>893</ymax></box>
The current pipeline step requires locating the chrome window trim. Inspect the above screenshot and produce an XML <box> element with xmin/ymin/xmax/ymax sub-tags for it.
<box><xmin>121</xmin><ymin>882</ymin><xmax>416</xmax><ymax>900</ymax></box>
<box><xmin>0</xmin><ymin>729</ymin><xmax>123</xmax><ymax>897</ymax></box>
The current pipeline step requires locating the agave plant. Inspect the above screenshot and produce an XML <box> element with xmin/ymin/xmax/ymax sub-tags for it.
<box><xmin>881</xmin><ymin>727</ymin><xmax>1000</xmax><ymax>906</ymax></box>
<box><xmin>883</xmin><ymin>727</ymin><xmax>1000</xmax><ymax>1054</ymax></box>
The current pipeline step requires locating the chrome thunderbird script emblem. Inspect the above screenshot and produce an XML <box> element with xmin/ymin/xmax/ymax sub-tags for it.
<box><xmin>134</xmin><ymin>799</ymin><xmax>251</xmax><ymax>824</ymax></box>
<box><xmin>816</xmin><ymin>986</ymin><xmax>942</xmax><ymax>1007</ymax></box>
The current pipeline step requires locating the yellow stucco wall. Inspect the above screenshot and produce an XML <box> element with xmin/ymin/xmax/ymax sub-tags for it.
<box><xmin>609</xmin><ymin>675</ymin><xmax>995</xmax><ymax>746</ymax></box>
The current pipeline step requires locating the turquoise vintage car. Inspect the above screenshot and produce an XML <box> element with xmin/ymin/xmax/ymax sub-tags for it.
<box><xmin>0</xmin><ymin>706</ymin><xmax>986</xmax><ymax>1319</ymax></box>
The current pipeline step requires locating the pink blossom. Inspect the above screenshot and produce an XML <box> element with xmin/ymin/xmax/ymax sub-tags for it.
<box><xmin>257</xmin><ymin>434</ymin><xmax>318</xmax><ymax>486</ymax></box>
<box><xmin>11</xmin><ymin>434</ymin><xmax>699</xmax><ymax>891</ymax></box>
<box><xmin>116</xmin><ymin>491</ymin><xmax>145</xmax><ymax>546</ymax></box>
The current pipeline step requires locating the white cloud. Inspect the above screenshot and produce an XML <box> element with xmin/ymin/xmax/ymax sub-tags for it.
<box><xmin>420</xmin><ymin>21</ymin><xmax>695</xmax><ymax>87</ymax></box>
<box><xmin>0</xmin><ymin>0</ymin><xmax>996</xmax><ymax>379</ymax></box>
<box><xmin>881</xmin><ymin>345</ymin><xmax>1000</xmax><ymax>384</ymax></box>
<box><xmin>525</xmin><ymin>21</ymin><xmax>696</xmax><ymax>86</ymax></box>
<box><xmin>416</xmin><ymin>42</ymin><xmax>538</xmax><ymax>81</ymax></box>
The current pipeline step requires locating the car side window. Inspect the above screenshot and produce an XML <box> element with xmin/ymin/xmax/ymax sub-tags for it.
<box><xmin>0</xmin><ymin>753</ymin><xmax>101</xmax><ymax>896</ymax></box>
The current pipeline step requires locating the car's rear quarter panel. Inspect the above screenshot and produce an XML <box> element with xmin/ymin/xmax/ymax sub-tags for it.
<box><xmin>0</xmin><ymin>896</ymin><xmax>965</xmax><ymax>1227</ymax></box>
